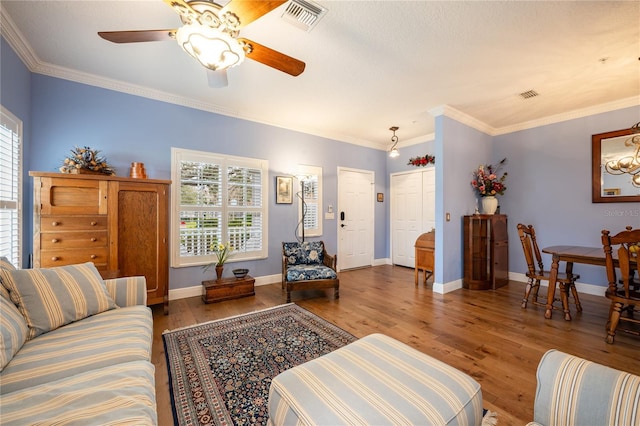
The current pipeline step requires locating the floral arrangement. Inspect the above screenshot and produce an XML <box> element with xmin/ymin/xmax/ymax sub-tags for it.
<box><xmin>471</xmin><ymin>158</ymin><xmax>508</xmax><ymax>197</ymax></box>
<box><xmin>407</xmin><ymin>154</ymin><xmax>436</xmax><ymax>167</ymax></box>
<box><xmin>59</xmin><ymin>146</ymin><xmax>115</xmax><ymax>175</ymax></box>
<box><xmin>203</xmin><ymin>242</ymin><xmax>234</xmax><ymax>271</ymax></box>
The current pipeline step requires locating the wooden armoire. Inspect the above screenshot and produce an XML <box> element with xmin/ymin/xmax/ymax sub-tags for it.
<box><xmin>30</xmin><ymin>171</ymin><xmax>171</xmax><ymax>311</ymax></box>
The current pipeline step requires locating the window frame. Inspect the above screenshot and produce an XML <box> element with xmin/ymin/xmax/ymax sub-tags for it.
<box><xmin>0</xmin><ymin>105</ymin><xmax>23</xmax><ymax>268</ymax></box>
<box><xmin>170</xmin><ymin>147</ymin><xmax>269</xmax><ymax>268</ymax></box>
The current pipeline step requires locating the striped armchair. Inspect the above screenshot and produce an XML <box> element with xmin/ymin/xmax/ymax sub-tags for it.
<box><xmin>528</xmin><ymin>349</ymin><xmax>640</xmax><ymax>426</ymax></box>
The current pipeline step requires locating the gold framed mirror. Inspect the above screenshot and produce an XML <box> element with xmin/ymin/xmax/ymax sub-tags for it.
<box><xmin>591</xmin><ymin>125</ymin><xmax>640</xmax><ymax>203</ymax></box>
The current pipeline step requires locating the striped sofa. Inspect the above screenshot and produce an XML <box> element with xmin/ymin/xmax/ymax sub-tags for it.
<box><xmin>528</xmin><ymin>349</ymin><xmax>640</xmax><ymax>426</ymax></box>
<box><xmin>0</xmin><ymin>258</ymin><xmax>156</xmax><ymax>425</ymax></box>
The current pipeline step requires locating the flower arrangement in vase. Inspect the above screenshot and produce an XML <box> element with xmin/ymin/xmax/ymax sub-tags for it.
<box><xmin>203</xmin><ymin>242</ymin><xmax>234</xmax><ymax>280</ymax></box>
<box><xmin>470</xmin><ymin>158</ymin><xmax>507</xmax><ymax>214</ymax></box>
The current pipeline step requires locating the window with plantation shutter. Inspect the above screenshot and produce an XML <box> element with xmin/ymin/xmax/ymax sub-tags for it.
<box><xmin>297</xmin><ymin>165</ymin><xmax>322</xmax><ymax>238</ymax></box>
<box><xmin>171</xmin><ymin>148</ymin><xmax>268</xmax><ymax>267</ymax></box>
<box><xmin>0</xmin><ymin>106</ymin><xmax>22</xmax><ymax>268</ymax></box>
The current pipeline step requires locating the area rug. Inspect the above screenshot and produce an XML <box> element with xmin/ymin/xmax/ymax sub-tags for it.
<box><xmin>163</xmin><ymin>303</ymin><xmax>357</xmax><ymax>426</ymax></box>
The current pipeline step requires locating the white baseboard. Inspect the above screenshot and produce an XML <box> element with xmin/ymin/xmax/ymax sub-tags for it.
<box><xmin>169</xmin><ymin>269</ymin><xmax>606</xmax><ymax>301</ymax></box>
<box><xmin>169</xmin><ymin>273</ymin><xmax>281</xmax><ymax>301</ymax></box>
<box><xmin>433</xmin><ymin>279</ymin><xmax>463</xmax><ymax>294</ymax></box>
<box><xmin>509</xmin><ymin>272</ymin><xmax>605</xmax><ymax>297</ymax></box>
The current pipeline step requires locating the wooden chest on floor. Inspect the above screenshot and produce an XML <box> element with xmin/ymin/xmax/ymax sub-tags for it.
<box><xmin>201</xmin><ymin>276</ymin><xmax>255</xmax><ymax>303</ymax></box>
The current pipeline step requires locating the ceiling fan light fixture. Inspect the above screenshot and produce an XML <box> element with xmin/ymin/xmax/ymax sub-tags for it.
<box><xmin>176</xmin><ymin>23</ymin><xmax>245</xmax><ymax>71</ymax></box>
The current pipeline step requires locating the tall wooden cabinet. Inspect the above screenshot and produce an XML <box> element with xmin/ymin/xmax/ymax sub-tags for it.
<box><xmin>30</xmin><ymin>172</ymin><xmax>171</xmax><ymax>311</ymax></box>
<box><xmin>463</xmin><ymin>214</ymin><xmax>509</xmax><ymax>290</ymax></box>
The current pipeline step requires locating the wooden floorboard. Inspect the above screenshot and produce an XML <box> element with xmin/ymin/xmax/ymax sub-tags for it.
<box><xmin>152</xmin><ymin>265</ymin><xmax>640</xmax><ymax>426</ymax></box>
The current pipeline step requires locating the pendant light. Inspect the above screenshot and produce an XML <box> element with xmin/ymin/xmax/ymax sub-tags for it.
<box><xmin>389</xmin><ymin>126</ymin><xmax>400</xmax><ymax>158</ymax></box>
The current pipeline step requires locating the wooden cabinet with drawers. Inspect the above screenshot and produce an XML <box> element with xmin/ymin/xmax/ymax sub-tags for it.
<box><xmin>463</xmin><ymin>214</ymin><xmax>509</xmax><ymax>290</ymax></box>
<box><xmin>30</xmin><ymin>172</ymin><xmax>171</xmax><ymax>311</ymax></box>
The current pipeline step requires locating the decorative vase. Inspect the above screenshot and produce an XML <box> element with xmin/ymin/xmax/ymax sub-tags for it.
<box><xmin>215</xmin><ymin>265</ymin><xmax>224</xmax><ymax>281</ymax></box>
<box><xmin>481</xmin><ymin>196</ymin><xmax>498</xmax><ymax>215</ymax></box>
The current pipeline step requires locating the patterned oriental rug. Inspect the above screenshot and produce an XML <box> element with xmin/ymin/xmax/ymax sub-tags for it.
<box><xmin>162</xmin><ymin>303</ymin><xmax>357</xmax><ymax>426</ymax></box>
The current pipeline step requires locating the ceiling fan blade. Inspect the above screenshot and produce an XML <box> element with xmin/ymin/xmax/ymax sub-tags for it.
<box><xmin>239</xmin><ymin>38</ymin><xmax>305</xmax><ymax>76</ymax></box>
<box><xmin>222</xmin><ymin>1</ymin><xmax>287</xmax><ymax>29</ymax></box>
<box><xmin>98</xmin><ymin>30</ymin><xmax>176</xmax><ymax>43</ymax></box>
<box><xmin>207</xmin><ymin>69</ymin><xmax>229</xmax><ymax>88</ymax></box>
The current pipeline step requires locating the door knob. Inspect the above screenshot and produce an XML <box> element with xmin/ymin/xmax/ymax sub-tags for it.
<box><xmin>341</xmin><ymin>224</ymin><xmax>347</xmax><ymax>228</ymax></box>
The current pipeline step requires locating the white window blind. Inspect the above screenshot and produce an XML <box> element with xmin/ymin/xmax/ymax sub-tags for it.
<box><xmin>171</xmin><ymin>148</ymin><xmax>268</xmax><ymax>267</ymax></box>
<box><xmin>0</xmin><ymin>106</ymin><xmax>22</xmax><ymax>267</ymax></box>
<box><xmin>297</xmin><ymin>165</ymin><xmax>322</xmax><ymax>238</ymax></box>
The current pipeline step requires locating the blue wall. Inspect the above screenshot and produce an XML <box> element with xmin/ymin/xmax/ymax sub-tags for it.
<box><xmin>495</xmin><ymin>106</ymin><xmax>640</xmax><ymax>288</ymax></box>
<box><xmin>26</xmin><ymin>74</ymin><xmax>390</xmax><ymax>289</ymax></box>
<box><xmin>1</xmin><ymin>36</ymin><xmax>32</xmax><ymax>267</ymax></box>
<box><xmin>438</xmin><ymin>116</ymin><xmax>494</xmax><ymax>286</ymax></box>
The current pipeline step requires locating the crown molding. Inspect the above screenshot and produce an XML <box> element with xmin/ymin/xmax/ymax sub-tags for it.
<box><xmin>493</xmin><ymin>96</ymin><xmax>640</xmax><ymax>135</ymax></box>
<box><xmin>0</xmin><ymin>7</ymin><xmax>39</xmax><ymax>70</ymax></box>
<box><xmin>429</xmin><ymin>98</ymin><xmax>640</xmax><ymax>138</ymax></box>
<box><xmin>429</xmin><ymin>105</ymin><xmax>496</xmax><ymax>135</ymax></box>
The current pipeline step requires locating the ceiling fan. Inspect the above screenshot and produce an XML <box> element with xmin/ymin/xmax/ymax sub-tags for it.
<box><xmin>98</xmin><ymin>0</ymin><xmax>306</xmax><ymax>87</ymax></box>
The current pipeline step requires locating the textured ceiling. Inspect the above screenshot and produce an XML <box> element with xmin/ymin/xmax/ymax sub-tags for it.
<box><xmin>1</xmin><ymin>1</ymin><xmax>638</xmax><ymax>150</ymax></box>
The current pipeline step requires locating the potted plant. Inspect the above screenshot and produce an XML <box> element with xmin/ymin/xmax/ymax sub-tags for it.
<box><xmin>203</xmin><ymin>242</ymin><xmax>233</xmax><ymax>280</ymax></box>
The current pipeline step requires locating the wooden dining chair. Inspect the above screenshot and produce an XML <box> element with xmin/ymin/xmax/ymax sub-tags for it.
<box><xmin>516</xmin><ymin>224</ymin><xmax>582</xmax><ymax>313</ymax></box>
<box><xmin>601</xmin><ymin>226</ymin><xmax>640</xmax><ymax>344</ymax></box>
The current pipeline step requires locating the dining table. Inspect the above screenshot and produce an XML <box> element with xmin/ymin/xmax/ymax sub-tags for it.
<box><xmin>541</xmin><ymin>245</ymin><xmax>609</xmax><ymax>321</ymax></box>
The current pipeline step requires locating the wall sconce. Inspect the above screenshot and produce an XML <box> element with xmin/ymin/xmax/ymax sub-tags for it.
<box><xmin>389</xmin><ymin>126</ymin><xmax>400</xmax><ymax>158</ymax></box>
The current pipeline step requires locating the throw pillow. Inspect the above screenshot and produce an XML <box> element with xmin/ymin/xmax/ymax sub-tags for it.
<box><xmin>0</xmin><ymin>295</ymin><xmax>29</xmax><ymax>371</ymax></box>
<box><xmin>0</xmin><ymin>262</ymin><xmax>117</xmax><ymax>339</ymax></box>
<box><xmin>0</xmin><ymin>256</ymin><xmax>17</xmax><ymax>300</ymax></box>
<box><xmin>283</xmin><ymin>241</ymin><xmax>325</xmax><ymax>265</ymax></box>
<box><xmin>0</xmin><ymin>256</ymin><xmax>16</xmax><ymax>271</ymax></box>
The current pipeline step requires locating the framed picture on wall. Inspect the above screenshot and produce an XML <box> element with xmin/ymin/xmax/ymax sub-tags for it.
<box><xmin>276</xmin><ymin>176</ymin><xmax>293</xmax><ymax>204</ymax></box>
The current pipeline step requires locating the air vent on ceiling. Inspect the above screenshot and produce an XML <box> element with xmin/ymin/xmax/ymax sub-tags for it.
<box><xmin>519</xmin><ymin>90</ymin><xmax>539</xmax><ymax>99</ymax></box>
<box><xmin>281</xmin><ymin>0</ymin><xmax>327</xmax><ymax>32</ymax></box>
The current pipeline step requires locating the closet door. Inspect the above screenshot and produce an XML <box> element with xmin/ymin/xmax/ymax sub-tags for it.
<box><xmin>391</xmin><ymin>172</ymin><xmax>422</xmax><ymax>267</ymax></box>
<box><xmin>390</xmin><ymin>169</ymin><xmax>436</xmax><ymax>268</ymax></box>
<box><xmin>422</xmin><ymin>168</ymin><xmax>435</xmax><ymax>232</ymax></box>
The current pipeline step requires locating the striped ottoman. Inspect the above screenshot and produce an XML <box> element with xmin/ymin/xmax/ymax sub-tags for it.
<box><xmin>268</xmin><ymin>333</ymin><xmax>483</xmax><ymax>426</ymax></box>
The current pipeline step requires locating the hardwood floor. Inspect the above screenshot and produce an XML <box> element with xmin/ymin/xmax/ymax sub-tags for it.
<box><xmin>151</xmin><ymin>265</ymin><xmax>640</xmax><ymax>426</ymax></box>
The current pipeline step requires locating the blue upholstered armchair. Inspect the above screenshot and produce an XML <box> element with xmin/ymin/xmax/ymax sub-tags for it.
<box><xmin>281</xmin><ymin>241</ymin><xmax>339</xmax><ymax>303</ymax></box>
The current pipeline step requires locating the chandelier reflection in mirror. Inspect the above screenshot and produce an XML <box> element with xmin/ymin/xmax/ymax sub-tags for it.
<box><xmin>604</xmin><ymin>122</ymin><xmax>640</xmax><ymax>188</ymax></box>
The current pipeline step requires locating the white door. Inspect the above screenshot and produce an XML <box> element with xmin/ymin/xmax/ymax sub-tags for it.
<box><xmin>422</xmin><ymin>168</ymin><xmax>436</xmax><ymax>231</ymax></box>
<box><xmin>391</xmin><ymin>172</ymin><xmax>422</xmax><ymax>267</ymax></box>
<box><xmin>337</xmin><ymin>168</ymin><xmax>374</xmax><ymax>270</ymax></box>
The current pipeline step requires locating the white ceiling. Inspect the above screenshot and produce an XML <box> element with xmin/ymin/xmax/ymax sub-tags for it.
<box><xmin>1</xmin><ymin>1</ymin><xmax>639</xmax><ymax>151</ymax></box>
